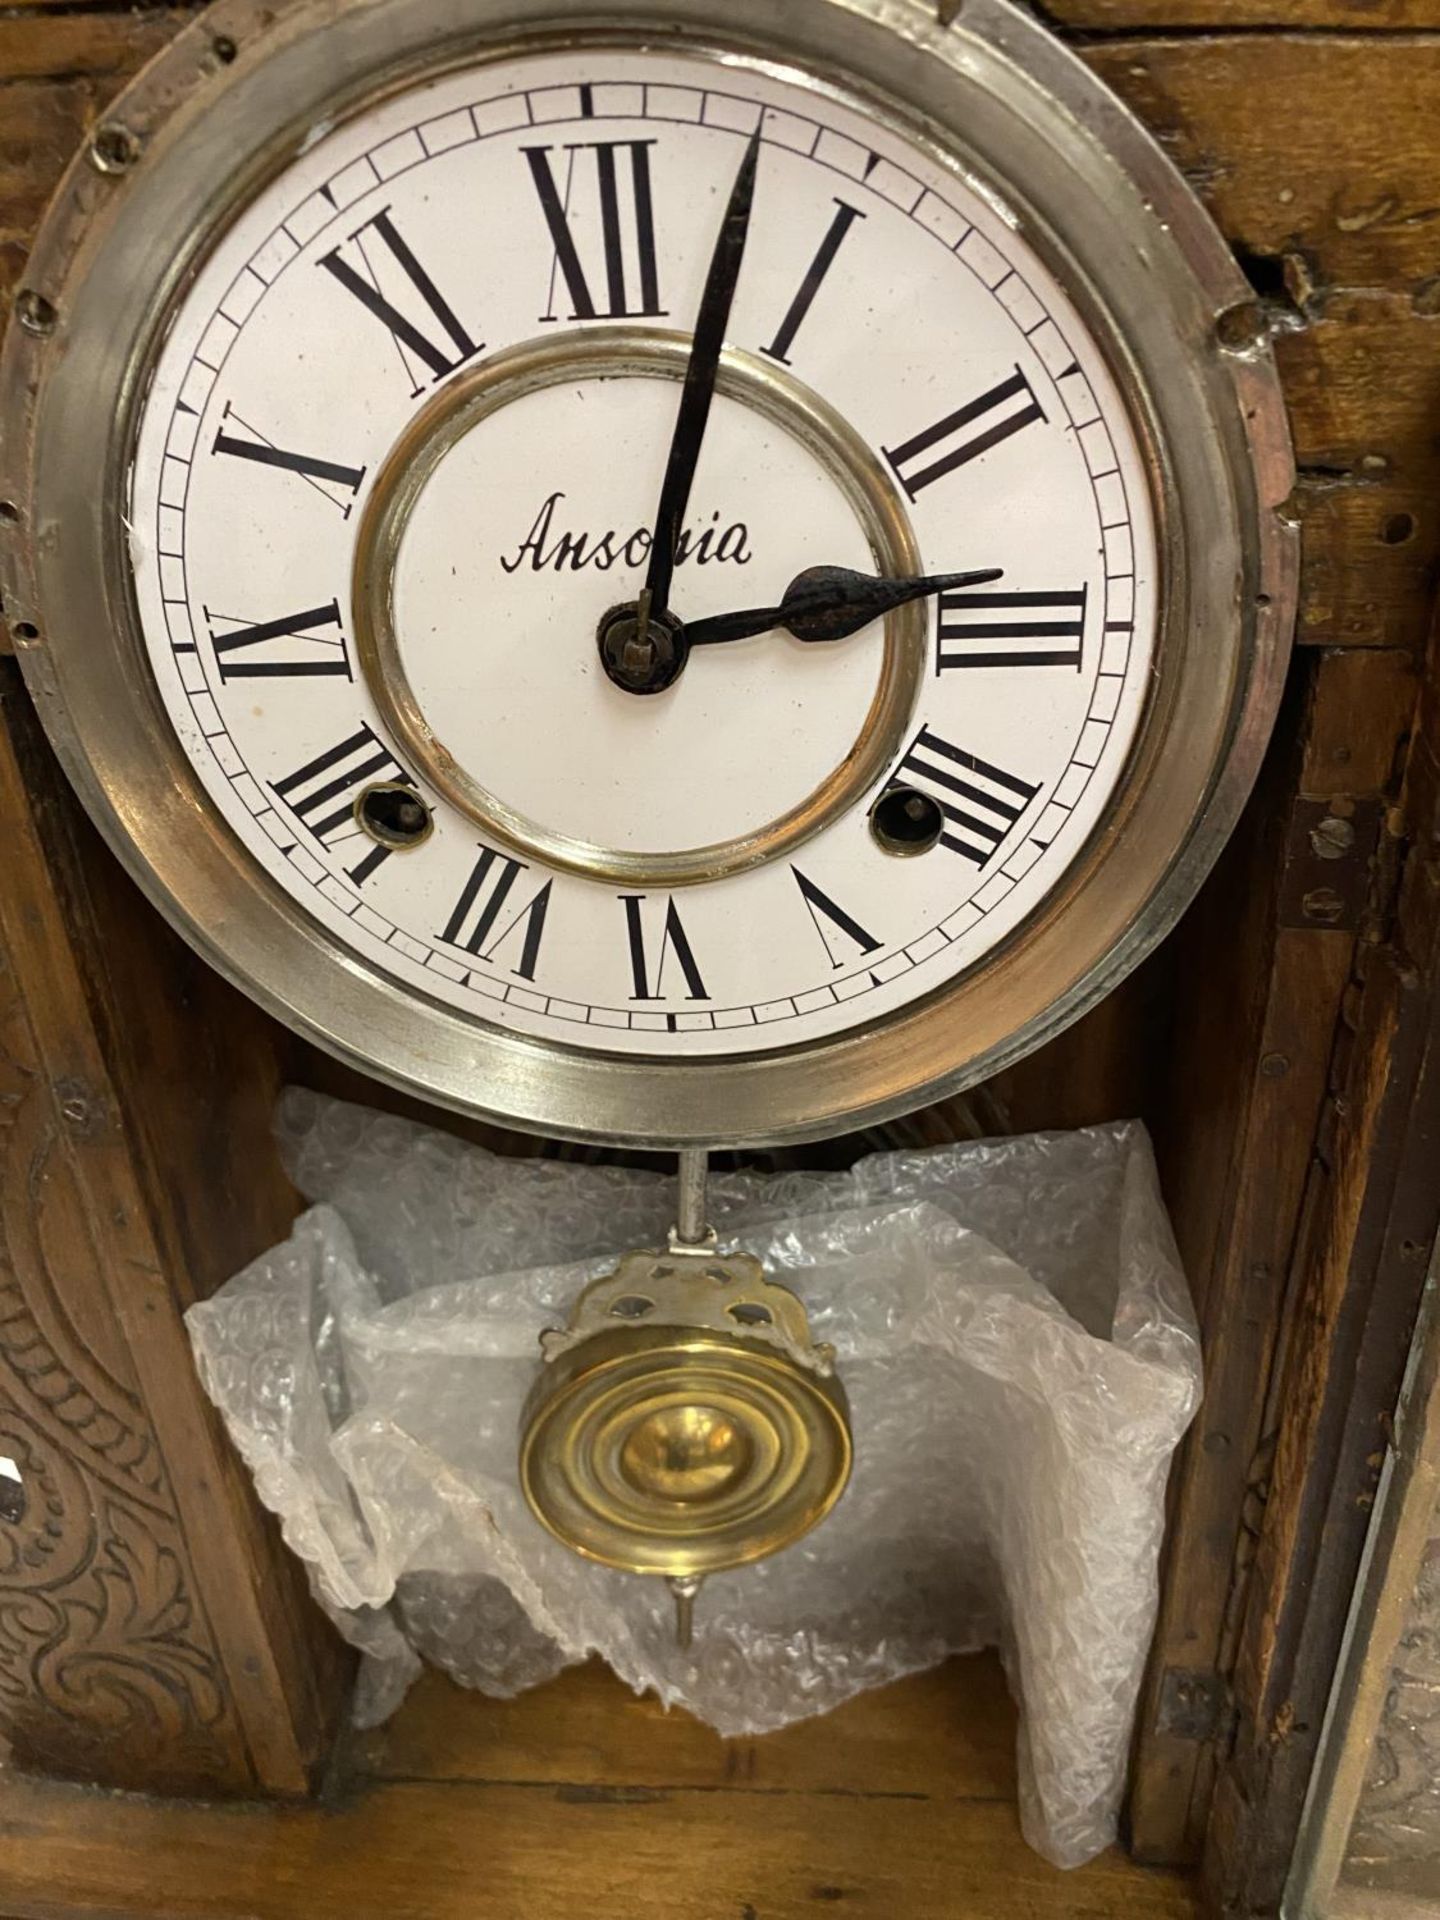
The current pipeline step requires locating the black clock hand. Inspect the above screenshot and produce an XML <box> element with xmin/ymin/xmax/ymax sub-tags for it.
<box><xmin>684</xmin><ymin>564</ymin><xmax>1004</xmax><ymax>649</ymax></box>
<box><xmin>637</xmin><ymin>127</ymin><xmax>761</xmax><ymax>631</ymax></box>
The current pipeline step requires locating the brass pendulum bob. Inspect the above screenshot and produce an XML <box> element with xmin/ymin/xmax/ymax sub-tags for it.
<box><xmin>518</xmin><ymin>1151</ymin><xmax>852</xmax><ymax>1646</ymax></box>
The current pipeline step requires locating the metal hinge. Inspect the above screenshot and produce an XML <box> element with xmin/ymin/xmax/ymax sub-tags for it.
<box><xmin>1278</xmin><ymin>797</ymin><xmax>1385</xmax><ymax>933</ymax></box>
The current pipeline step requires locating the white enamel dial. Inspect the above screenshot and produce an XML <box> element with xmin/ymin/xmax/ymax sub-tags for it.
<box><xmin>127</xmin><ymin>46</ymin><xmax>1159</xmax><ymax>1059</ymax></box>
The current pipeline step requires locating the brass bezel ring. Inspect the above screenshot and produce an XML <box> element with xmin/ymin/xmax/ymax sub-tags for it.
<box><xmin>352</xmin><ymin>327</ymin><xmax>923</xmax><ymax>887</ymax></box>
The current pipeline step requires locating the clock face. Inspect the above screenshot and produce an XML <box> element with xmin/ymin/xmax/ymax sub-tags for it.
<box><xmin>126</xmin><ymin>45</ymin><xmax>1158</xmax><ymax>1059</ymax></box>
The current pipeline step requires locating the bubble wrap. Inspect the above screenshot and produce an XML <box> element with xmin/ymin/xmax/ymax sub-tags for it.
<box><xmin>186</xmin><ymin>1088</ymin><xmax>1201</xmax><ymax>1868</ymax></box>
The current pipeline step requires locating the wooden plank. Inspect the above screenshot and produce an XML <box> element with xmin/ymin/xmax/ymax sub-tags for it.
<box><xmin>1203</xmin><ymin>614</ymin><xmax>1440</xmax><ymax>1914</ymax></box>
<box><xmin>0</xmin><ymin>12</ymin><xmax>193</xmax><ymax>82</ymax></box>
<box><xmin>41</xmin><ymin>716</ymin><xmax>354</xmax><ymax>1740</ymax></box>
<box><xmin>0</xmin><ymin>661</ymin><xmax>343</xmax><ymax>1795</ymax></box>
<box><xmin>0</xmin><ymin>1659</ymin><xmax>1194</xmax><ymax>1920</ymax></box>
<box><xmin>1278</xmin><ymin>1173</ymin><xmax>1440</xmax><ymax>1913</ymax></box>
<box><xmin>0</xmin><ymin>13</ymin><xmax>190</xmax><ymax>306</ymax></box>
<box><xmin>1132</xmin><ymin>928</ymin><xmax>1351</xmax><ymax>1858</ymax></box>
<box><xmin>1279</xmin><ymin>299</ymin><xmax>1440</xmax><ymax>652</ymax></box>
<box><xmin>0</xmin><ymin>1774</ymin><xmax>1198</xmax><ymax>1920</ymax></box>
<box><xmin>1083</xmin><ymin>37</ymin><xmax>1440</xmax><ymax>293</ymax></box>
<box><xmin>3</xmin><ymin>0</ymin><xmax>1433</xmax><ymax>32</ymax></box>
<box><xmin>1290</xmin><ymin>475</ymin><xmax>1432</xmax><ymax>654</ymax></box>
<box><xmin>359</xmin><ymin>1656</ymin><xmax>1017</xmax><ymax>1799</ymax></box>
<box><xmin>1127</xmin><ymin>646</ymin><xmax>1418</xmax><ymax>1864</ymax></box>
<box><xmin>1075</xmin><ymin>36</ymin><xmax>1440</xmax><ymax>653</ymax></box>
<box><xmin>1</xmin><ymin>79</ymin><xmax>97</xmax><ymax>303</ymax></box>
<box><xmin>1052</xmin><ymin>3</ymin><xmax>1440</xmax><ymax>27</ymax></box>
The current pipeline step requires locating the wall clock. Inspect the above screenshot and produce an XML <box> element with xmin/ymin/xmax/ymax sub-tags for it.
<box><xmin>0</xmin><ymin>0</ymin><xmax>1297</xmax><ymax>1630</ymax></box>
<box><xmin>0</xmin><ymin>0</ymin><xmax>1295</xmax><ymax>1156</ymax></box>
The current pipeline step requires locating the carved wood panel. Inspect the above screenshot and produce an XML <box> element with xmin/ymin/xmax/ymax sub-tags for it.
<box><xmin>0</xmin><ymin>801</ymin><xmax>243</xmax><ymax>1786</ymax></box>
<box><xmin>0</xmin><ymin>663</ymin><xmax>343</xmax><ymax>1794</ymax></box>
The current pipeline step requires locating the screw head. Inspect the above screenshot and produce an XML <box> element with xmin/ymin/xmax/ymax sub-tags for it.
<box><xmin>89</xmin><ymin>124</ymin><xmax>140</xmax><ymax>175</ymax></box>
<box><xmin>1302</xmin><ymin>886</ymin><xmax>1346</xmax><ymax>925</ymax></box>
<box><xmin>1310</xmin><ymin>815</ymin><xmax>1356</xmax><ymax>861</ymax></box>
<box><xmin>15</xmin><ymin>290</ymin><xmax>57</xmax><ymax>337</ymax></box>
<box><xmin>1216</xmin><ymin>301</ymin><xmax>1268</xmax><ymax>352</ymax></box>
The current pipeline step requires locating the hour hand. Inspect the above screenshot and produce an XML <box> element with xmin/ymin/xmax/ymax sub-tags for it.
<box><xmin>683</xmin><ymin>564</ymin><xmax>1004</xmax><ymax>648</ymax></box>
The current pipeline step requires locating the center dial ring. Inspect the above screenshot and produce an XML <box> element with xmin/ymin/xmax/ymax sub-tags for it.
<box><xmin>352</xmin><ymin>326</ymin><xmax>923</xmax><ymax>887</ymax></box>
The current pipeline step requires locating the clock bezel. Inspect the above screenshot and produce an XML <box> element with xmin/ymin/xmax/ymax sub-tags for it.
<box><xmin>0</xmin><ymin>0</ymin><xmax>1296</xmax><ymax>1147</ymax></box>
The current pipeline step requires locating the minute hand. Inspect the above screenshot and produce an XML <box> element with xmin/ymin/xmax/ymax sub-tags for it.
<box><xmin>684</xmin><ymin>564</ymin><xmax>1004</xmax><ymax>648</ymax></box>
<box><xmin>641</xmin><ymin>128</ymin><xmax>761</xmax><ymax>625</ymax></box>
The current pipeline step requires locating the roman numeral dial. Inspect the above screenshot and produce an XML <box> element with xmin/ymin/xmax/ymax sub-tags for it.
<box><xmin>271</xmin><ymin>725</ymin><xmax>418</xmax><ymax>886</ymax></box>
<box><xmin>318</xmin><ymin>207</ymin><xmax>482</xmax><ymax>393</ymax></box>
<box><xmin>792</xmin><ymin>868</ymin><xmax>881</xmax><ymax>967</ymax></box>
<box><xmin>212</xmin><ymin>405</ymin><xmax>365</xmax><ymax>513</ymax></box>
<box><xmin>129</xmin><ymin>57</ymin><xmax>1157</xmax><ymax>1068</ymax></box>
<box><xmin>884</xmin><ymin>368</ymin><xmax>1046</xmax><ymax>500</ymax></box>
<box><xmin>524</xmin><ymin>140</ymin><xmax>663</xmax><ymax>321</ymax></box>
<box><xmin>936</xmin><ymin>586</ymin><xmax>1088</xmax><ymax>672</ymax></box>
<box><xmin>205</xmin><ymin>600</ymin><xmax>351</xmax><ymax>682</ymax></box>
<box><xmin>622</xmin><ymin>895</ymin><xmax>708</xmax><ymax>1003</ymax></box>
<box><xmin>441</xmin><ymin>847</ymin><xmax>552</xmax><ymax>981</ymax></box>
<box><xmin>892</xmin><ymin>728</ymin><xmax>1040</xmax><ymax>867</ymax></box>
<box><xmin>761</xmin><ymin>200</ymin><xmax>864</xmax><ymax>366</ymax></box>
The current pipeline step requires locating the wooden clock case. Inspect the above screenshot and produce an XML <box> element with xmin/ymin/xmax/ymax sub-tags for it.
<box><xmin>0</xmin><ymin>3</ymin><xmax>1437</xmax><ymax>1913</ymax></box>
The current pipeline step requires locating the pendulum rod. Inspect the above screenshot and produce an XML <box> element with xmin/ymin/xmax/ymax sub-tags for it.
<box><xmin>667</xmin><ymin>1573</ymin><xmax>703</xmax><ymax>1651</ymax></box>
<box><xmin>670</xmin><ymin>1147</ymin><xmax>712</xmax><ymax>1647</ymax></box>
<box><xmin>674</xmin><ymin>1146</ymin><xmax>711</xmax><ymax>1246</ymax></box>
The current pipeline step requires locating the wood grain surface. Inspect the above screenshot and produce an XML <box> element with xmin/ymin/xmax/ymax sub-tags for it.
<box><xmin>1205</xmin><ymin>595</ymin><xmax>1440</xmax><ymax>1916</ymax></box>
<box><xmin>0</xmin><ymin>1656</ymin><xmax>1198</xmax><ymax>1920</ymax></box>
<box><xmin>1056</xmin><ymin>3</ymin><xmax>1440</xmax><ymax>32</ymax></box>
<box><xmin>1126</xmin><ymin>644</ymin><xmax>1417</xmax><ymax>1861</ymax></box>
<box><xmin>357</xmin><ymin>1657</ymin><xmax>1018</xmax><ymax>1794</ymax></box>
